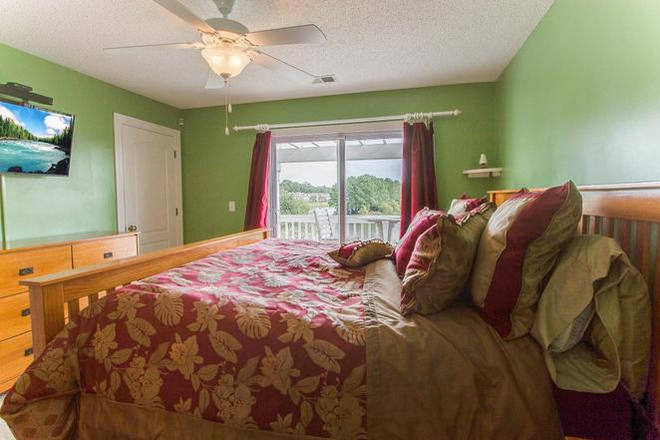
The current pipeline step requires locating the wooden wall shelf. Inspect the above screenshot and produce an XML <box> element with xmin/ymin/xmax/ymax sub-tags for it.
<box><xmin>463</xmin><ymin>167</ymin><xmax>503</xmax><ymax>178</ymax></box>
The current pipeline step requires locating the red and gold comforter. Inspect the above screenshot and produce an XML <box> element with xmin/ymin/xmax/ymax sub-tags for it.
<box><xmin>1</xmin><ymin>238</ymin><xmax>563</xmax><ymax>440</ymax></box>
<box><xmin>2</xmin><ymin>239</ymin><xmax>367</xmax><ymax>439</ymax></box>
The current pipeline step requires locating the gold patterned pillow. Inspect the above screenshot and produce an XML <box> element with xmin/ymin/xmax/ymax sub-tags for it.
<box><xmin>400</xmin><ymin>204</ymin><xmax>494</xmax><ymax>315</ymax></box>
<box><xmin>328</xmin><ymin>239</ymin><xmax>394</xmax><ymax>268</ymax></box>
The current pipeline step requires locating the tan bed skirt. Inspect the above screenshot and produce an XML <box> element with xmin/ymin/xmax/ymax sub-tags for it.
<box><xmin>78</xmin><ymin>394</ymin><xmax>327</xmax><ymax>440</ymax></box>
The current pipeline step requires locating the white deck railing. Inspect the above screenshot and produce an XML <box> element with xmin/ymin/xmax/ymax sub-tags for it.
<box><xmin>278</xmin><ymin>214</ymin><xmax>399</xmax><ymax>243</ymax></box>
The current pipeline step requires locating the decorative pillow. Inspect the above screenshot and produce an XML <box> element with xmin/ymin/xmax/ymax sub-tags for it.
<box><xmin>328</xmin><ymin>239</ymin><xmax>394</xmax><ymax>268</ymax></box>
<box><xmin>400</xmin><ymin>204</ymin><xmax>494</xmax><ymax>316</ymax></box>
<box><xmin>447</xmin><ymin>193</ymin><xmax>487</xmax><ymax>217</ymax></box>
<box><xmin>471</xmin><ymin>181</ymin><xmax>582</xmax><ymax>340</ymax></box>
<box><xmin>392</xmin><ymin>207</ymin><xmax>444</xmax><ymax>277</ymax></box>
<box><xmin>531</xmin><ymin>234</ymin><xmax>651</xmax><ymax>399</ymax></box>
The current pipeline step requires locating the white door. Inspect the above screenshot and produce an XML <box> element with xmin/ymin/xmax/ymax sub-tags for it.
<box><xmin>114</xmin><ymin>114</ymin><xmax>183</xmax><ymax>253</ymax></box>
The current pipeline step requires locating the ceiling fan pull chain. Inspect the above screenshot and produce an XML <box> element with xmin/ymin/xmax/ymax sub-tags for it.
<box><xmin>224</xmin><ymin>78</ymin><xmax>230</xmax><ymax>136</ymax></box>
<box><xmin>227</xmin><ymin>80</ymin><xmax>233</xmax><ymax>114</ymax></box>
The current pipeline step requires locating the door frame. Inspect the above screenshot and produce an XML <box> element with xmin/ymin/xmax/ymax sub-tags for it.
<box><xmin>113</xmin><ymin>113</ymin><xmax>184</xmax><ymax>246</ymax></box>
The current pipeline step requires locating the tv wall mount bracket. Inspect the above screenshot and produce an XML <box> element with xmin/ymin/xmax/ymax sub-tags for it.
<box><xmin>0</xmin><ymin>82</ymin><xmax>53</xmax><ymax>106</ymax></box>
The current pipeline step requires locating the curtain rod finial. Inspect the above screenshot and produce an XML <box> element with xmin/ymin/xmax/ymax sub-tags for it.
<box><xmin>453</xmin><ymin>109</ymin><xmax>462</xmax><ymax>116</ymax></box>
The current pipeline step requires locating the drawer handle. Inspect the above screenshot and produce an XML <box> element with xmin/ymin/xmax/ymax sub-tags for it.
<box><xmin>21</xmin><ymin>307</ymin><xmax>31</xmax><ymax>317</ymax></box>
<box><xmin>24</xmin><ymin>347</ymin><xmax>33</xmax><ymax>357</ymax></box>
<box><xmin>18</xmin><ymin>266</ymin><xmax>34</xmax><ymax>276</ymax></box>
<box><xmin>103</xmin><ymin>251</ymin><xmax>113</xmax><ymax>259</ymax></box>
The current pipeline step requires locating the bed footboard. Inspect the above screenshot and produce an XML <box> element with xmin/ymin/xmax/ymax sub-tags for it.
<box><xmin>20</xmin><ymin>228</ymin><xmax>269</xmax><ymax>356</ymax></box>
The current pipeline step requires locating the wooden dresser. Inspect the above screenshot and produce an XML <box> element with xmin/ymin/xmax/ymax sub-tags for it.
<box><xmin>0</xmin><ymin>231</ymin><xmax>139</xmax><ymax>392</ymax></box>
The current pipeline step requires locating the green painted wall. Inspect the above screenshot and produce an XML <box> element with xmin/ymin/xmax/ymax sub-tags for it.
<box><xmin>8</xmin><ymin>0</ymin><xmax>655</xmax><ymax>245</ymax></box>
<box><xmin>181</xmin><ymin>83</ymin><xmax>497</xmax><ymax>243</ymax></box>
<box><xmin>0</xmin><ymin>44</ymin><xmax>180</xmax><ymax>242</ymax></box>
<box><xmin>496</xmin><ymin>0</ymin><xmax>660</xmax><ymax>188</ymax></box>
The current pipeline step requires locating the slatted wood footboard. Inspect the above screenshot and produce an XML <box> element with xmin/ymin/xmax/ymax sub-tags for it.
<box><xmin>20</xmin><ymin>228</ymin><xmax>269</xmax><ymax>357</ymax></box>
<box><xmin>489</xmin><ymin>182</ymin><xmax>660</xmax><ymax>439</ymax></box>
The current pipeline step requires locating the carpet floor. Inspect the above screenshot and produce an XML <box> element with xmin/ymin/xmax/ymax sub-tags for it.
<box><xmin>0</xmin><ymin>394</ymin><xmax>15</xmax><ymax>440</ymax></box>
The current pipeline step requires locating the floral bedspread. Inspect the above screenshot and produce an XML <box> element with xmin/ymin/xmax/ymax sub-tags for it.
<box><xmin>2</xmin><ymin>239</ymin><xmax>368</xmax><ymax>439</ymax></box>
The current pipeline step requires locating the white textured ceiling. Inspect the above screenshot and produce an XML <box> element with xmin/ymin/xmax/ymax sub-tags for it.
<box><xmin>0</xmin><ymin>0</ymin><xmax>554</xmax><ymax>109</ymax></box>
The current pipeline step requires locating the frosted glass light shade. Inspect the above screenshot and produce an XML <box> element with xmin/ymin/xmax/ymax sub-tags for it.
<box><xmin>201</xmin><ymin>47</ymin><xmax>250</xmax><ymax>78</ymax></box>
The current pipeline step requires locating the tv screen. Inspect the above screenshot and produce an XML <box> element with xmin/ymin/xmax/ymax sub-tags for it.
<box><xmin>0</xmin><ymin>100</ymin><xmax>74</xmax><ymax>175</ymax></box>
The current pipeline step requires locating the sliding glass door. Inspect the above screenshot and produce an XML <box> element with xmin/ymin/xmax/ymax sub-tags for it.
<box><xmin>271</xmin><ymin>130</ymin><xmax>402</xmax><ymax>244</ymax></box>
<box><xmin>345</xmin><ymin>132</ymin><xmax>402</xmax><ymax>242</ymax></box>
<box><xmin>272</xmin><ymin>137</ymin><xmax>339</xmax><ymax>241</ymax></box>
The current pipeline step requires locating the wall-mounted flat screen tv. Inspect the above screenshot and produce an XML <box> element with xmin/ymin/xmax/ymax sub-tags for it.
<box><xmin>0</xmin><ymin>100</ymin><xmax>74</xmax><ymax>175</ymax></box>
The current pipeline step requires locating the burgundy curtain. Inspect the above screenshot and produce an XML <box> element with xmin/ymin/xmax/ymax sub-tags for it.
<box><xmin>400</xmin><ymin>122</ymin><xmax>439</xmax><ymax>237</ymax></box>
<box><xmin>244</xmin><ymin>131</ymin><xmax>272</xmax><ymax>230</ymax></box>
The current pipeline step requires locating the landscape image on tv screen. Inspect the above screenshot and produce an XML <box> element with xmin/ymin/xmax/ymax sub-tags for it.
<box><xmin>0</xmin><ymin>100</ymin><xmax>74</xmax><ymax>175</ymax></box>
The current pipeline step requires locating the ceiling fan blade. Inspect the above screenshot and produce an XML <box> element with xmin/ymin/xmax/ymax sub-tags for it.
<box><xmin>152</xmin><ymin>0</ymin><xmax>215</xmax><ymax>33</ymax></box>
<box><xmin>250</xmin><ymin>51</ymin><xmax>317</xmax><ymax>84</ymax></box>
<box><xmin>205</xmin><ymin>69</ymin><xmax>225</xmax><ymax>89</ymax></box>
<box><xmin>104</xmin><ymin>42</ymin><xmax>202</xmax><ymax>54</ymax></box>
<box><xmin>245</xmin><ymin>24</ymin><xmax>326</xmax><ymax>46</ymax></box>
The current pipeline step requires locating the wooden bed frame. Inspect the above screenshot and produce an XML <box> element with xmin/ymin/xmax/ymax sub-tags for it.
<box><xmin>17</xmin><ymin>182</ymin><xmax>660</xmax><ymax>437</ymax></box>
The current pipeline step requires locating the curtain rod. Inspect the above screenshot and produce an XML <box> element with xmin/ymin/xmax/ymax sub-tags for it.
<box><xmin>232</xmin><ymin>109</ymin><xmax>462</xmax><ymax>132</ymax></box>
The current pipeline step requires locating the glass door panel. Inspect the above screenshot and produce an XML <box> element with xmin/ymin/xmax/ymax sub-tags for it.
<box><xmin>345</xmin><ymin>132</ymin><xmax>402</xmax><ymax>244</ymax></box>
<box><xmin>274</xmin><ymin>138</ymin><xmax>339</xmax><ymax>242</ymax></box>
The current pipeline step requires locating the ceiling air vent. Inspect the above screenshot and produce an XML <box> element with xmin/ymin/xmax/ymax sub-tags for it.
<box><xmin>313</xmin><ymin>75</ymin><xmax>337</xmax><ymax>84</ymax></box>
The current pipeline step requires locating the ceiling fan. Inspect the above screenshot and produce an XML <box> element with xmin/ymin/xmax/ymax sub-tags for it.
<box><xmin>104</xmin><ymin>0</ymin><xmax>329</xmax><ymax>90</ymax></box>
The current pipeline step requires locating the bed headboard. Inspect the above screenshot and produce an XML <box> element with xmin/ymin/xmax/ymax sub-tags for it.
<box><xmin>488</xmin><ymin>182</ymin><xmax>660</xmax><ymax>431</ymax></box>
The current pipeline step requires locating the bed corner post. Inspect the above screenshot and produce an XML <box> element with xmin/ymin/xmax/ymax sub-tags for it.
<box><xmin>29</xmin><ymin>283</ymin><xmax>65</xmax><ymax>357</ymax></box>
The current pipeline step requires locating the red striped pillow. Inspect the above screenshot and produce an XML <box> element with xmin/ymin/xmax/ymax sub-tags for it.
<box><xmin>393</xmin><ymin>208</ymin><xmax>443</xmax><ymax>276</ymax></box>
<box><xmin>471</xmin><ymin>181</ymin><xmax>582</xmax><ymax>339</ymax></box>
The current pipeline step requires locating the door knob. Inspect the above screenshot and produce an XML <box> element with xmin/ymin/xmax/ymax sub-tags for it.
<box><xmin>127</xmin><ymin>225</ymin><xmax>138</xmax><ymax>232</ymax></box>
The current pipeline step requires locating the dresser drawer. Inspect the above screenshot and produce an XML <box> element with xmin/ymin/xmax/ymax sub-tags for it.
<box><xmin>0</xmin><ymin>291</ymin><xmax>32</xmax><ymax>341</ymax></box>
<box><xmin>0</xmin><ymin>245</ymin><xmax>72</xmax><ymax>297</ymax></box>
<box><xmin>0</xmin><ymin>290</ymin><xmax>96</xmax><ymax>341</ymax></box>
<box><xmin>0</xmin><ymin>332</ymin><xmax>34</xmax><ymax>389</ymax></box>
<box><xmin>72</xmin><ymin>236</ymin><xmax>138</xmax><ymax>268</ymax></box>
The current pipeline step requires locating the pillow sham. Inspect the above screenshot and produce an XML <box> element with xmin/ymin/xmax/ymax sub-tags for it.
<box><xmin>471</xmin><ymin>181</ymin><xmax>582</xmax><ymax>340</ymax></box>
<box><xmin>447</xmin><ymin>193</ymin><xmax>487</xmax><ymax>217</ymax></box>
<box><xmin>531</xmin><ymin>234</ymin><xmax>651</xmax><ymax>400</ymax></box>
<box><xmin>328</xmin><ymin>239</ymin><xmax>394</xmax><ymax>268</ymax></box>
<box><xmin>392</xmin><ymin>207</ymin><xmax>444</xmax><ymax>276</ymax></box>
<box><xmin>400</xmin><ymin>204</ymin><xmax>494</xmax><ymax>316</ymax></box>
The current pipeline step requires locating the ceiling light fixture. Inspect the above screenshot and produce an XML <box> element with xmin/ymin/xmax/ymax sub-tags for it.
<box><xmin>201</xmin><ymin>46</ymin><xmax>251</xmax><ymax>135</ymax></box>
<box><xmin>201</xmin><ymin>46</ymin><xmax>251</xmax><ymax>78</ymax></box>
